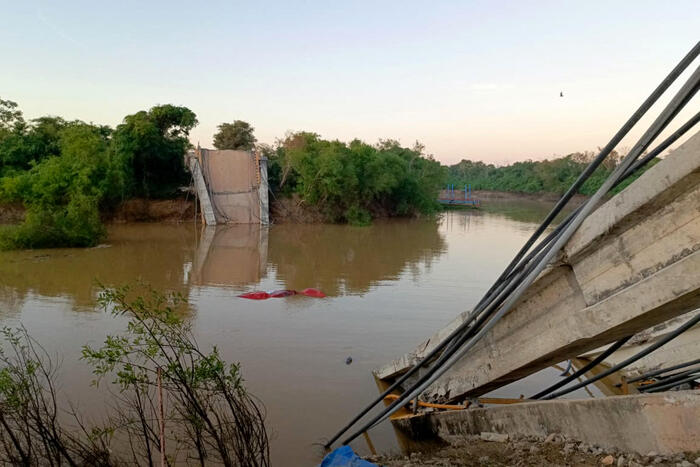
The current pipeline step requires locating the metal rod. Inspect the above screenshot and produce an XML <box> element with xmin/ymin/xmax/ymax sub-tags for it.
<box><xmin>643</xmin><ymin>373</ymin><xmax>700</xmax><ymax>393</ymax></box>
<box><xmin>628</xmin><ymin>357</ymin><xmax>700</xmax><ymax>383</ymax></box>
<box><xmin>543</xmin><ymin>311</ymin><xmax>700</xmax><ymax>399</ymax></box>
<box><xmin>638</xmin><ymin>365</ymin><xmax>700</xmax><ymax>391</ymax></box>
<box><xmin>531</xmin><ymin>335</ymin><xmax>633</xmax><ymax>399</ymax></box>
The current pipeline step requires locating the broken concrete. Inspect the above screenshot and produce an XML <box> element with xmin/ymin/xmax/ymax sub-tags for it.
<box><xmin>392</xmin><ymin>391</ymin><xmax>700</xmax><ymax>455</ymax></box>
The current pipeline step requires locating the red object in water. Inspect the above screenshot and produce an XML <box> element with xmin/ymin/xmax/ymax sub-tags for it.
<box><xmin>238</xmin><ymin>291</ymin><xmax>271</xmax><ymax>300</ymax></box>
<box><xmin>300</xmin><ymin>288</ymin><xmax>326</xmax><ymax>298</ymax></box>
<box><xmin>269</xmin><ymin>289</ymin><xmax>298</xmax><ymax>298</ymax></box>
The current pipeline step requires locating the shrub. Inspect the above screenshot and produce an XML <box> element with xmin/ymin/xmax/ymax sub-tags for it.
<box><xmin>267</xmin><ymin>133</ymin><xmax>444</xmax><ymax>223</ymax></box>
<box><xmin>0</xmin><ymin>101</ymin><xmax>198</xmax><ymax>249</ymax></box>
<box><xmin>111</xmin><ymin>105</ymin><xmax>197</xmax><ymax>198</ymax></box>
<box><xmin>0</xmin><ymin>285</ymin><xmax>270</xmax><ymax>466</ymax></box>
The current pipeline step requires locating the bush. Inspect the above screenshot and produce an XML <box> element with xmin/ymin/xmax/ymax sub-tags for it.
<box><xmin>0</xmin><ymin>122</ymin><xmax>118</xmax><ymax>249</ymax></box>
<box><xmin>267</xmin><ymin>133</ymin><xmax>445</xmax><ymax>223</ymax></box>
<box><xmin>0</xmin><ymin>101</ymin><xmax>198</xmax><ymax>249</ymax></box>
<box><xmin>111</xmin><ymin>105</ymin><xmax>197</xmax><ymax>198</ymax></box>
<box><xmin>0</xmin><ymin>285</ymin><xmax>270</xmax><ymax>466</ymax></box>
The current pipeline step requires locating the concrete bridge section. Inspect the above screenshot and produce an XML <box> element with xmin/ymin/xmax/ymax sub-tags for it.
<box><xmin>376</xmin><ymin>130</ymin><xmax>700</xmax><ymax>403</ymax></box>
<box><xmin>186</xmin><ymin>148</ymin><xmax>269</xmax><ymax>225</ymax></box>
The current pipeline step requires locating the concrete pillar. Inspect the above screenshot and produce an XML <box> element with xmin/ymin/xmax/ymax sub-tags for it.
<box><xmin>258</xmin><ymin>157</ymin><xmax>269</xmax><ymax>225</ymax></box>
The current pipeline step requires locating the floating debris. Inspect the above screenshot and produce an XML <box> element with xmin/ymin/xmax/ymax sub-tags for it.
<box><xmin>238</xmin><ymin>288</ymin><xmax>326</xmax><ymax>300</ymax></box>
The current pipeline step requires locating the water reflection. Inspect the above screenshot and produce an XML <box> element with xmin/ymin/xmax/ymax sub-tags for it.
<box><xmin>192</xmin><ymin>224</ymin><xmax>269</xmax><ymax>287</ymax></box>
<box><xmin>267</xmin><ymin>221</ymin><xmax>447</xmax><ymax>296</ymax></box>
<box><xmin>0</xmin><ymin>224</ymin><xmax>195</xmax><ymax>312</ymax></box>
<box><xmin>0</xmin><ymin>217</ymin><xmax>448</xmax><ymax>309</ymax></box>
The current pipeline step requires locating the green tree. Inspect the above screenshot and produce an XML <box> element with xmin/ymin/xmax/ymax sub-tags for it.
<box><xmin>0</xmin><ymin>99</ymin><xmax>24</xmax><ymax>132</ymax></box>
<box><xmin>0</xmin><ymin>122</ymin><xmax>117</xmax><ymax>249</ymax></box>
<box><xmin>111</xmin><ymin>105</ymin><xmax>197</xmax><ymax>198</ymax></box>
<box><xmin>269</xmin><ymin>133</ymin><xmax>444</xmax><ymax>224</ymax></box>
<box><xmin>213</xmin><ymin>121</ymin><xmax>256</xmax><ymax>150</ymax></box>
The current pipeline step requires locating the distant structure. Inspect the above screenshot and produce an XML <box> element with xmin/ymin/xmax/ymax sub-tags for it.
<box><xmin>186</xmin><ymin>148</ymin><xmax>269</xmax><ymax>225</ymax></box>
<box><xmin>438</xmin><ymin>184</ymin><xmax>480</xmax><ymax>207</ymax></box>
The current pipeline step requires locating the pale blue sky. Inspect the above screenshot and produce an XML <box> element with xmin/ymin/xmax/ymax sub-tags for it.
<box><xmin>1</xmin><ymin>1</ymin><xmax>698</xmax><ymax>164</ymax></box>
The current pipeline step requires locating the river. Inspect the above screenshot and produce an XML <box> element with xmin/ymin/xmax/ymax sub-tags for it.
<box><xmin>0</xmin><ymin>202</ymin><xmax>592</xmax><ymax>465</ymax></box>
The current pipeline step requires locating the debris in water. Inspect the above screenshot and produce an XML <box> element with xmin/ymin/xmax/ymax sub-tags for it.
<box><xmin>238</xmin><ymin>291</ymin><xmax>271</xmax><ymax>300</ymax></box>
<box><xmin>238</xmin><ymin>288</ymin><xmax>326</xmax><ymax>300</ymax></box>
<box><xmin>269</xmin><ymin>290</ymin><xmax>297</xmax><ymax>298</ymax></box>
<box><xmin>300</xmin><ymin>288</ymin><xmax>326</xmax><ymax>298</ymax></box>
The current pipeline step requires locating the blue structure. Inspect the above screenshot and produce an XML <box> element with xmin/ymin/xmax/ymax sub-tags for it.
<box><xmin>438</xmin><ymin>184</ymin><xmax>480</xmax><ymax>207</ymax></box>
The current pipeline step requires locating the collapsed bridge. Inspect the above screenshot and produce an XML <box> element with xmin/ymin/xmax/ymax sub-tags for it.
<box><xmin>326</xmin><ymin>41</ymin><xmax>700</xmax><ymax>456</ymax></box>
<box><xmin>187</xmin><ymin>147</ymin><xmax>269</xmax><ymax>225</ymax></box>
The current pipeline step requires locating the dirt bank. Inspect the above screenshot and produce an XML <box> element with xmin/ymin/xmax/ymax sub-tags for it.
<box><xmin>0</xmin><ymin>199</ymin><xmax>196</xmax><ymax>224</ymax></box>
<box><xmin>106</xmin><ymin>198</ymin><xmax>195</xmax><ymax>223</ymax></box>
<box><xmin>269</xmin><ymin>194</ymin><xmax>327</xmax><ymax>224</ymax></box>
<box><xmin>367</xmin><ymin>433</ymin><xmax>700</xmax><ymax>467</ymax></box>
<box><xmin>0</xmin><ymin>202</ymin><xmax>25</xmax><ymax>223</ymax></box>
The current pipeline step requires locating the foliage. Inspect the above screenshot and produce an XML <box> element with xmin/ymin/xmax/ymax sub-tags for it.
<box><xmin>0</xmin><ymin>285</ymin><xmax>270</xmax><ymax>466</ymax></box>
<box><xmin>266</xmin><ymin>133</ymin><xmax>445</xmax><ymax>224</ymax></box>
<box><xmin>82</xmin><ymin>285</ymin><xmax>270</xmax><ymax>466</ymax></box>
<box><xmin>0</xmin><ymin>100</ymin><xmax>197</xmax><ymax>249</ymax></box>
<box><xmin>0</xmin><ymin>99</ymin><xmax>24</xmax><ymax>131</ymax></box>
<box><xmin>213</xmin><ymin>120</ymin><xmax>257</xmax><ymax>150</ymax></box>
<box><xmin>0</xmin><ymin>326</ymin><xmax>114</xmax><ymax>465</ymax></box>
<box><xmin>0</xmin><ymin>122</ymin><xmax>119</xmax><ymax>249</ymax></box>
<box><xmin>446</xmin><ymin>150</ymin><xmax>656</xmax><ymax>196</ymax></box>
<box><xmin>111</xmin><ymin>104</ymin><xmax>198</xmax><ymax>198</ymax></box>
<box><xmin>0</xmin><ymin>100</ymin><xmax>71</xmax><ymax>176</ymax></box>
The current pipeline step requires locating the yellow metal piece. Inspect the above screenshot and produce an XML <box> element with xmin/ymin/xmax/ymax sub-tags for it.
<box><xmin>362</xmin><ymin>431</ymin><xmax>377</xmax><ymax>455</ymax></box>
<box><xmin>383</xmin><ymin>394</ymin><xmax>531</xmax><ymax>412</ymax></box>
<box><xmin>384</xmin><ymin>394</ymin><xmax>465</xmax><ymax>410</ymax></box>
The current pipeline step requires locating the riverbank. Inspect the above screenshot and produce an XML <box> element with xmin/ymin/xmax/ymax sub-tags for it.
<box><xmin>366</xmin><ymin>433</ymin><xmax>700</xmax><ymax>467</ymax></box>
<box><xmin>0</xmin><ymin>190</ymin><xmax>587</xmax><ymax>227</ymax></box>
<box><xmin>0</xmin><ymin>199</ymin><xmax>196</xmax><ymax>225</ymax></box>
<box><xmin>472</xmin><ymin>189</ymin><xmax>588</xmax><ymax>206</ymax></box>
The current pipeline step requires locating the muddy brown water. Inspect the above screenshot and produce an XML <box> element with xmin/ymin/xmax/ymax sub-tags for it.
<box><xmin>0</xmin><ymin>203</ymin><xmax>595</xmax><ymax>465</ymax></box>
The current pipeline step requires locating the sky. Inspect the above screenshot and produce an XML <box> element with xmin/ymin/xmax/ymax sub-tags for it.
<box><xmin>1</xmin><ymin>0</ymin><xmax>698</xmax><ymax>165</ymax></box>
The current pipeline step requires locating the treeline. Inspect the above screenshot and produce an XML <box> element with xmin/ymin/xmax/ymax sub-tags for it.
<box><xmin>0</xmin><ymin>99</ymin><xmax>196</xmax><ymax>249</ymax></box>
<box><xmin>0</xmin><ymin>99</ymin><xmax>446</xmax><ymax>249</ymax></box>
<box><xmin>262</xmin><ymin>133</ymin><xmax>445</xmax><ymax>225</ymax></box>
<box><xmin>446</xmin><ymin>151</ymin><xmax>656</xmax><ymax>196</ymax></box>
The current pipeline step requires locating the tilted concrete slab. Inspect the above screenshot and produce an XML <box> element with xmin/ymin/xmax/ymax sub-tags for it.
<box><xmin>376</xmin><ymin>130</ymin><xmax>700</xmax><ymax>402</ymax></box>
<box><xmin>187</xmin><ymin>153</ymin><xmax>217</xmax><ymax>226</ymax></box>
<box><xmin>392</xmin><ymin>391</ymin><xmax>700</xmax><ymax>455</ymax></box>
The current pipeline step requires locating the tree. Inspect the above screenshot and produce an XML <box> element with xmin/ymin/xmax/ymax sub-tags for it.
<box><xmin>111</xmin><ymin>105</ymin><xmax>197</xmax><ymax>198</ymax></box>
<box><xmin>0</xmin><ymin>99</ymin><xmax>24</xmax><ymax>133</ymax></box>
<box><xmin>213</xmin><ymin>121</ymin><xmax>256</xmax><ymax>150</ymax></box>
<box><xmin>0</xmin><ymin>122</ymin><xmax>115</xmax><ymax>249</ymax></box>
